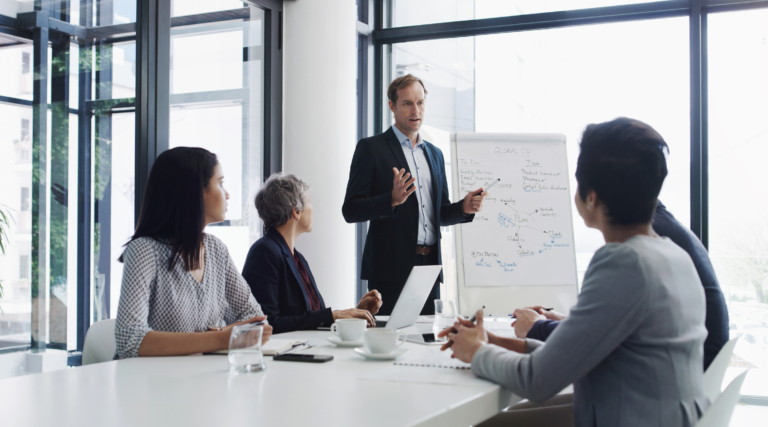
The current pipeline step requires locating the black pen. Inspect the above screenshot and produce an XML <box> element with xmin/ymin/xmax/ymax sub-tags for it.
<box><xmin>467</xmin><ymin>305</ymin><xmax>486</xmax><ymax>323</ymax></box>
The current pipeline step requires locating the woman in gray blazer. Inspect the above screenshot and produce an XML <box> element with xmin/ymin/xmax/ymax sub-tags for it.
<box><xmin>441</xmin><ymin>118</ymin><xmax>709</xmax><ymax>427</ymax></box>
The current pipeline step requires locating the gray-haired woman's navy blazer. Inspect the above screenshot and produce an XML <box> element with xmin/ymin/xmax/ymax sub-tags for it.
<box><xmin>242</xmin><ymin>228</ymin><xmax>334</xmax><ymax>334</ymax></box>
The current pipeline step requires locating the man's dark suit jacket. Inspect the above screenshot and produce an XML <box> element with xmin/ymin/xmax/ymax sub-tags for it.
<box><xmin>242</xmin><ymin>228</ymin><xmax>334</xmax><ymax>334</ymax></box>
<box><xmin>527</xmin><ymin>201</ymin><xmax>729</xmax><ymax>370</ymax></box>
<box><xmin>342</xmin><ymin>127</ymin><xmax>473</xmax><ymax>284</ymax></box>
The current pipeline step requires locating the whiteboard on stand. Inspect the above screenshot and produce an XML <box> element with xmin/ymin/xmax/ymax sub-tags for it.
<box><xmin>451</xmin><ymin>133</ymin><xmax>579</xmax><ymax>317</ymax></box>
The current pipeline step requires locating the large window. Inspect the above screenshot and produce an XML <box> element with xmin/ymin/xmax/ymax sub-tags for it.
<box><xmin>379</xmin><ymin>0</ymin><xmax>768</xmax><ymax>403</ymax></box>
<box><xmin>0</xmin><ymin>102</ymin><xmax>33</xmax><ymax>352</ymax></box>
<box><xmin>168</xmin><ymin>6</ymin><xmax>265</xmax><ymax>267</ymax></box>
<box><xmin>0</xmin><ymin>0</ymin><xmax>137</xmax><ymax>353</ymax></box>
<box><xmin>88</xmin><ymin>1</ymin><xmax>138</xmax><ymax>328</ymax></box>
<box><xmin>0</xmin><ymin>0</ymin><xmax>279</xmax><ymax>362</ymax></box>
<box><xmin>708</xmin><ymin>8</ymin><xmax>768</xmax><ymax>399</ymax></box>
<box><xmin>390</xmin><ymin>17</ymin><xmax>691</xmax><ymax>300</ymax></box>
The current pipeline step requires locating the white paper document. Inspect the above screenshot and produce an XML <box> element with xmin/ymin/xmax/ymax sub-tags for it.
<box><xmin>360</xmin><ymin>351</ymin><xmax>488</xmax><ymax>387</ymax></box>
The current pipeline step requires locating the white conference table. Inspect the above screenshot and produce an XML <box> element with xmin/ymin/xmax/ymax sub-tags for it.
<box><xmin>0</xmin><ymin>320</ymin><xmax>526</xmax><ymax>427</ymax></box>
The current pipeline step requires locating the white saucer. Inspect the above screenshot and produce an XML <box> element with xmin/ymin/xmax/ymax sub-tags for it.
<box><xmin>326</xmin><ymin>336</ymin><xmax>364</xmax><ymax>348</ymax></box>
<box><xmin>354</xmin><ymin>348</ymin><xmax>409</xmax><ymax>360</ymax></box>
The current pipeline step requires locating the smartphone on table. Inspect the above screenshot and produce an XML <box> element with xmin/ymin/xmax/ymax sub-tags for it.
<box><xmin>273</xmin><ymin>354</ymin><xmax>334</xmax><ymax>363</ymax></box>
<box><xmin>406</xmin><ymin>333</ymin><xmax>447</xmax><ymax>345</ymax></box>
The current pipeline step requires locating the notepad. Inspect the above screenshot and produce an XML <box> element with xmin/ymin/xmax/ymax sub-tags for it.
<box><xmin>394</xmin><ymin>353</ymin><xmax>472</xmax><ymax>370</ymax></box>
<box><xmin>360</xmin><ymin>365</ymin><xmax>488</xmax><ymax>387</ymax></box>
<box><xmin>206</xmin><ymin>339</ymin><xmax>308</xmax><ymax>356</ymax></box>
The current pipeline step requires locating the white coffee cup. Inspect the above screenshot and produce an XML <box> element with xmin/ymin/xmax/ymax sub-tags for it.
<box><xmin>330</xmin><ymin>319</ymin><xmax>366</xmax><ymax>342</ymax></box>
<box><xmin>364</xmin><ymin>328</ymin><xmax>407</xmax><ymax>354</ymax></box>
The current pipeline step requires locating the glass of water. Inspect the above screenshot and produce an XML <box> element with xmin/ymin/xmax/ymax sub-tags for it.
<box><xmin>433</xmin><ymin>300</ymin><xmax>458</xmax><ymax>330</ymax></box>
<box><xmin>228</xmin><ymin>323</ymin><xmax>265</xmax><ymax>373</ymax></box>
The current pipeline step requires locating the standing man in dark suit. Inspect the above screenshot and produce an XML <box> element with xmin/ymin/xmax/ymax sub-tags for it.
<box><xmin>342</xmin><ymin>74</ymin><xmax>486</xmax><ymax>315</ymax></box>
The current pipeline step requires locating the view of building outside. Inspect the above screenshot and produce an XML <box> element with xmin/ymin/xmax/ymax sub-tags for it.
<box><xmin>0</xmin><ymin>99</ymin><xmax>33</xmax><ymax>350</ymax></box>
<box><xmin>0</xmin><ymin>36</ymin><xmax>81</xmax><ymax>350</ymax></box>
<box><xmin>0</xmin><ymin>40</ymin><xmax>34</xmax><ymax>350</ymax></box>
<box><xmin>708</xmin><ymin>9</ymin><xmax>768</xmax><ymax>397</ymax></box>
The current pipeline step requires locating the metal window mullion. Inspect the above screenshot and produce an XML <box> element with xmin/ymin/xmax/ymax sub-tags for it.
<box><xmin>135</xmin><ymin>0</ymin><xmax>170</xmax><ymax>224</ymax></box>
<box><xmin>48</xmin><ymin>32</ymin><xmax>71</xmax><ymax>350</ymax></box>
<box><xmin>373</xmin><ymin>0</ymin><xmax>384</xmax><ymax>135</ymax></box>
<box><xmin>241</xmin><ymin>10</ymin><xmax>251</xmax><ymax>229</ymax></box>
<box><xmin>356</xmin><ymin>32</ymin><xmax>368</xmax><ymax>301</ymax></box>
<box><xmin>30</xmin><ymin>24</ymin><xmax>49</xmax><ymax>353</ymax></box>
<box><xmin>690</xmin><ymin>0</ymin><xmax>707</xmax><ymax>246</ymax></box>
<box><xmin>261</xmin><ymin>2</ymin><xmax>283</xmax><ymax>180</ymax></box>
<box><xmin>94</xmin><ymin>36</ymin><xmax>113</xmax><ymax>321</ymax></box>
<box><xmin>75</xmin><ymin>0</ymin><xmax>93</xmax><ymax>355</ymax></box>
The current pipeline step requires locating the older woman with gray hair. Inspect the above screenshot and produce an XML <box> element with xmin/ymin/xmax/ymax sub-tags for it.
<box><xmin>242</xmin><ymin>173</ymin><xmax>382</xmax><ymax>334</ymax></box>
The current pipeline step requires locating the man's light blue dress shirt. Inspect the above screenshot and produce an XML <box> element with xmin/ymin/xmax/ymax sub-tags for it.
<box><xmin>392</xmin><ymin>125</ymin><xmax>436</xmax><ymax>246</ymax></box>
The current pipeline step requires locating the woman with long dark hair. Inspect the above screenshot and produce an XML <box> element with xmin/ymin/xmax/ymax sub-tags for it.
<box><xmin>115</xmin><ymin>147</ymin><xmax>271</xmax><ymax>359</ymax></box>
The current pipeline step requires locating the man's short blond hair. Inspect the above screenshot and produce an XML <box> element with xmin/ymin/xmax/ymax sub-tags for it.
<box><xmin>387</xmin><ymin>74</ymin><xmax>428</xmax><ymax>104</ymax></box>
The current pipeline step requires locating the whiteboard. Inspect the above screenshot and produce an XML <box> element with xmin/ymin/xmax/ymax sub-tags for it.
<box><xmin>451</xmin><ymin>133</ymin><xmax>579</xmax><ymax>317</ymax></box>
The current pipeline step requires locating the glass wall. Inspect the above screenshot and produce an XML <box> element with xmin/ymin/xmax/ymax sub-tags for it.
<box><xmin>0</xmin><ymin>11</ymin><xmax>81</xmax><ymax>352</ymax></box>
<box><xmin>0</xmin><ymin>101</ymin><xmax>34</xmax><ymax>352</ymax></box>
<box><xmin>708</xmin><ymin>8</ymin><xmax>768</xmax><ymax>398</ymax></box>
<box><xmin>0</xmin><ymin>0</ymin><xmax>276</xmax><ymax>360</ymax></box>
<box><xmin>390</xmin><ymin>17</ymin><xmax>691</xmax><ymax>300</ymax></box>
<box><xmin>168</xmin><ymin>5</ymin><xmax>265</xmax><ymax>269</ymax></box>
<box><xmin>0</xmin><ymin>0</ymin><xmax>137</xmax><ymax>352</ymax></box>
<box><xmin>88</xmin><ymin>1</ymin><xmax>138</xmax><ymax>327</ymax></box>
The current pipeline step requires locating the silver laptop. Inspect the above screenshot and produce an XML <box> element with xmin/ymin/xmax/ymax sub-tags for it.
<box><xmin>374</xmin><ymin>265</ymin><xmax>443</xmax><ymax>329</ymax></box>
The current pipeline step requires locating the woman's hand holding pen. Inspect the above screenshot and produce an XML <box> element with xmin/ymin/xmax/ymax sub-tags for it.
<box><xmin>511</xmin><ymin>308</ymin><xmax>546</xmax><ymax>338</ymax></box>
<box><xmin>525</xmin><ymin>305</ymin><xmax>566</xmax><ymax>321</ymax></box>
<box><xmin>437</xmin><ymin>310</ymin><xmax>497</xmax><ymax>363</ymax></box>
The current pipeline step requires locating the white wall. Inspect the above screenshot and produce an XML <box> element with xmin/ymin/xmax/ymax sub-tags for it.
<box><xmin>282</xmin><ymin>0</ymin><xmax>358</xmax><ymax>309</ymax></box>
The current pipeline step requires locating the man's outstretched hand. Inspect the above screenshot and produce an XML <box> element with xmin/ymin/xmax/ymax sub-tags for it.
<box><xmin>391</xmin><ymin>168</ymin><xmax>416</xmax><ymax>207</ymax></box>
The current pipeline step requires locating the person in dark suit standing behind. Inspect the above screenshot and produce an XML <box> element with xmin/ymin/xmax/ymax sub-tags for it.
<box><xmin>343</xmin><ymin>74</ymin><xmax>487</xmax><ymax>315</ymax></box>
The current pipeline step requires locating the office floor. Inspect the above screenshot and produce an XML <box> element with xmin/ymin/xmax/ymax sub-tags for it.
<box><xmin>730</xmin><ymin>404</ymin><xmax>768</xmax><ymax>426</ymax></box>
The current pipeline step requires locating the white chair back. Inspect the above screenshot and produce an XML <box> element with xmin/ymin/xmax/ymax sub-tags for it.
<box><xmin>82</xmin><ymin>319</ymin><xmax>117</xmax><ymax>365</ymax></box>
<box><xmin>703</xmin><ymin>335</ymin><xmax>740</xmax><ymax>402</ymax></box>
<box><xmin>696</xmin><ymin>370</ymin><xmax>748</xmax><ymax>427</ymax></box>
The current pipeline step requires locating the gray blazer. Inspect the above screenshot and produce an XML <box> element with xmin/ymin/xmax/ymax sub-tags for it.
<box><xmin>471</xmin><ymin>235</ymin><xmax>709</xmax><ymax>426</ymax></box>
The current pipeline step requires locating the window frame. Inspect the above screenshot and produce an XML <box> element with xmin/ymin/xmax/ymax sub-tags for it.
<box><xmin>0</xmin><ymin>0</ymin><xmax>282</xmax><ymax>364</ymax></box>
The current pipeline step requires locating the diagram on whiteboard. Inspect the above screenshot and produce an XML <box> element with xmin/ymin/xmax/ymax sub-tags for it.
<box><xmin>453</xmin><ymin>134</ymin><xmax>578</xmax><ymax>287</ymax></box>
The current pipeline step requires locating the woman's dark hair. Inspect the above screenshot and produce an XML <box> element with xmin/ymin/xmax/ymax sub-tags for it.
<box><xmin>575</xmin><ymin>117</ymin><xmax>669</xmax><ymax>226</ymax></box>
<box><xmin>119</xmin><ymin>147</ymin><xmax>218</xmax><ymax>271</ymax></box>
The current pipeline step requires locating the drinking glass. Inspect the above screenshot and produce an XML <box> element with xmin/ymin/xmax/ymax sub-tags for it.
<box><xmin>228</xmin><ymin>323</ymin><xmax>265</xmax><ymax>373</ymax></box>
<box><xmin>434</xmin><ymin>300</ymin><xmax>458</xmax><ymax>330</ymax></box>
